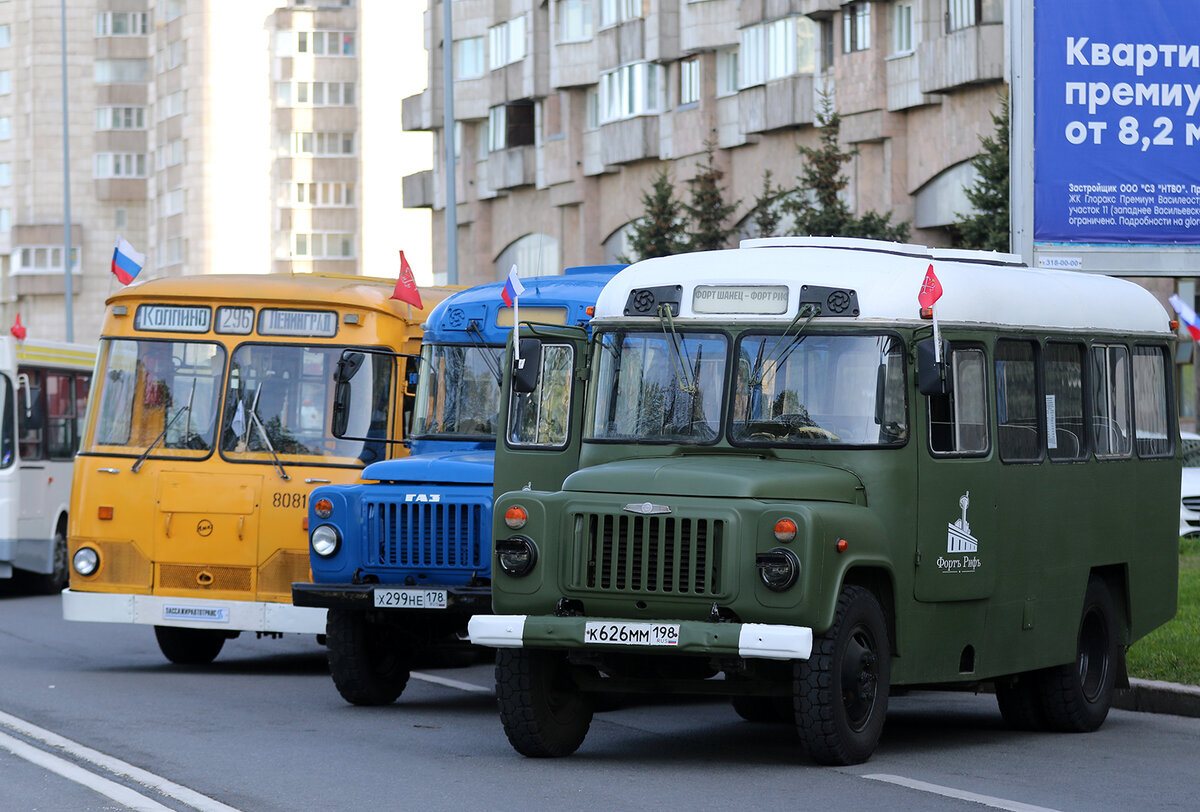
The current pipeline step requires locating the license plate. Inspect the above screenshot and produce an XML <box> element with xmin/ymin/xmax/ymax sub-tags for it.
<box><xmin>583</xmin><ymin>621</ymin><xmax>679</xmax><ymax>646</ymax></box>
<box><xmin>373</xmin><ymin>588</ymin><xmax>448</xmax><ymax>609</ymax></box>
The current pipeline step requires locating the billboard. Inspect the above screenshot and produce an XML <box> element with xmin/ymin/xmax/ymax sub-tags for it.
<box><xmin>1034</xmin><ymin>0</ymin><xmax>1200</xmax><ymax>246</ymax></box>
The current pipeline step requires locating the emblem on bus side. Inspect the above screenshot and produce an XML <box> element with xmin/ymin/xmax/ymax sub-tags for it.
<box><xmin>938</xmin><ymin>491</ymin><xmax>982</xmax><ymax>574</ymax></box>
<box><xmin>623</xmin><ymin>502</ymin><xmax>671</xmax><ymax>515</ymax></box>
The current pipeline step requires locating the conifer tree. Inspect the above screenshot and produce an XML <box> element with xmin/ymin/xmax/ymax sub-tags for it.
<box><xmin>955</xmin><ymin>92</ymin><xmax>1010</xmax><ymax>252</ymax></box>
<box><xmin>623</xmin><ymin>167</ymin><xmax>687</xmax><ymax>261</ymax></box>
<box><xmin>682</xmin><ymin>140</ymin><xmax>738</xmax><ymax>252</ymax></box>
<box><xmin>752</xmin><ymin>169</ymin><xmax>787</xmax><ymax>238</ymax></box>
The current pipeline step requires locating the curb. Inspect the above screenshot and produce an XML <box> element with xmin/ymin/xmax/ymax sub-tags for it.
<box><xmin>1113</xmin><ymin>678</ymin><xmax>1200</xmax><ymax>718</ymax></box>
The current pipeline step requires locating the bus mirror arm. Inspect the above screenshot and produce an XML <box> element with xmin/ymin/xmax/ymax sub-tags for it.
<box><xmin>917</xmin><ymin>339</ymin><xmax>952</xmax><ymax>397</ymax></box>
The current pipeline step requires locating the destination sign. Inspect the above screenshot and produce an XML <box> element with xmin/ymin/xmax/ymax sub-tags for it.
<box><xmin>258</xmin><ymin>308</ymin><xmax>338</xmax><ymax>337</ymax></box>
<box><xmin>692</xmin><ymin>285</ymin><xmax>789</xmax><ymax>315</ymax></box>
<box><xmin>215</xmin><ymin>306</ymin><xmax>254</xmax><ymax>335</ymax></box>
<box><xmin>133</xmin><ymin>305</ymin><xmax>211</xmax><ymax>333</ymax></box>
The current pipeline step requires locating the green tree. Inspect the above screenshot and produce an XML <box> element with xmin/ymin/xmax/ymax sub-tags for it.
<box><xmin>623</xmin><ymin>167</ymin><xmax>688</xmax><ymax>261</ymax></box>
<box><xmin>955</xmin><ymin>91</ymin><xmax>1010</xmax><ymax>252</ymax></box>
<box><xmin>682</xmin><ymin>140</ymin><xmax>739</xmax><ymax>251</ymax></box>
<box><xmin>751</xmin><ymin>169</ymin><xmax>788</xmax><ymax>238</ymax></box>
<box><xmin>780</xmin><ymin>91</ymin><xmax>909</xmax><ymax>241</ymax></box>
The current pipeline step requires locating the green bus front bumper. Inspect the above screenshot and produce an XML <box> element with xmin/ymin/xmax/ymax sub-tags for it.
<box><xmin>467</xmin><ymin>614</ymin><xmax>813</xmax><ymax>661</ymax></box>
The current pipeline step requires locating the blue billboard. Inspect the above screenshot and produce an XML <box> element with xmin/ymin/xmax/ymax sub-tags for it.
<box><xmin>1034</xmin><ymin>0</ymin><xmax>1200</xmax><ymax>244</ymax></box>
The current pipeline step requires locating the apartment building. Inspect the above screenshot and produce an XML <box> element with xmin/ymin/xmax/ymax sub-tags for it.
<box><xmin>402</xmin><ymin>0</ymin><xmax>1007</xmax><ymax>286</ymax></box>
<box><xmin>0</xmin><ymin>0</ymin><xmax>359</xmax><ymax>345</ymax></box>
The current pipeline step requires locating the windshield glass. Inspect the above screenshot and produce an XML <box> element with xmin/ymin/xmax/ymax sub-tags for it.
<box><xmin>589</xmin><ymin>331</ymin><xmax>727</xmax><ymax>444</ymax></box>
<box><xmin>731</xmin><ymin>333</ymin><xmax>907</xmax><ymax>446</ymax></box>
<box><xmin>88</xmin><ymin>339</ymin><xmax>225</xmax><ymax>457</ymax></box>
<box><xmin>412</xmin><ymin>343</ymin><xmax>504</xmax><ymax>439</ymax></box>
<box><xmin>1</xmin><ymin>373</ymin><xmax>12</xmax><ymax>468</ymax></box>
<box><xmin>221</xmin><ymin>343</ymin><xmax>390</xmax><ymax>465</ymax></box>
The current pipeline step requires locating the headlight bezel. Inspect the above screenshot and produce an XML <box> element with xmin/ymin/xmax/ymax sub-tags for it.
<box><xmin>495</xmin><ymin>535</ymin><xmax>538</xmax><ymax>577</ymax></box>
<box><xmin>310</xmin><ymin>524</ymin><xmax>341</xmax><ymax>558</ymax></box>
<box><xmin>72</xmin><ymin>546</ymin><xmax>100</xmax><ymax>577</ymax></box>
<box><xmin>755</xmin><ymin>547</ymin><xmax>800</xmax><ymax>592</ymax></box>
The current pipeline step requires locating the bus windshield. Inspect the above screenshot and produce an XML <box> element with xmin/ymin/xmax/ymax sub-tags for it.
<box><xmin>730</xmin><ymin>333</ymin><xmax>907</xmax><ymax>446</ymax></box>
<box><xmin>89</xmin><ymin>339</ymin><xmax>225</xmax><ymax>457</ymax></box>
<box><xmin>589</xmin><ymin>331</ymin><xmax>728</xmax><ymax>444</ymax></box>
<box><xmin>221</xmin><ymin>343</ymin><xmax>390</xmax><ymax>465</ymax></box>
<box><xmin>412</xmin><ymin>343</ymin><xmax>504</xmax><ymax>439</ymax></box>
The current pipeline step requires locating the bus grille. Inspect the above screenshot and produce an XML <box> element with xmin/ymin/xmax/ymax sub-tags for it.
<box><xmin>365</xmin><ymin>501</ymin><xmax>485</xmax><ymax>570</ymax></box>
<box><xmin>258</xmin><ymin>551</ymin><xmax>311</xmax><ymax>600</ymax></box>
<box><xmin>568</xmin><ymin>512</ymin><xmax>723</xmax><ymax>596</ymax></box>
<box><xmin>158</xmin><ymin>564</ymin><xmax>252</xmax><ymax>593</ymax></box>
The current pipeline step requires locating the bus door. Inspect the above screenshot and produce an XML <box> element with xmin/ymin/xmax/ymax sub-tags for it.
<box><xmin>914</xmin><ymin>341</ymin><xmax>998</xmax><ymax>603</ymax></box>
<box><xmin>15</xmin><ymin>371</ymin><xmax>46</xmax><ymax>535</ymax></box>
<box><xmin>494</xmin><ymin>328</ymin><xmax>590</xmax><ymax>500</ymax></box>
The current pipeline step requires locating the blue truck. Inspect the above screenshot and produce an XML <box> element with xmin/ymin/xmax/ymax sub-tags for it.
<box><xmin>292</xmin><ymin>267</ymin><xmax>618</xmax><ymax>704</ymax></box>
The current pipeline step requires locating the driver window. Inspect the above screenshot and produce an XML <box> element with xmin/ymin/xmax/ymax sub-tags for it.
<box><xmin>508</xmin><ymin>344</ymin><xmax>574</xmax><ymax>448</ymax></box>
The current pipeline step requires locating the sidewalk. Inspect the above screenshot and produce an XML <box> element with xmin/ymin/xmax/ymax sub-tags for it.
<box><xmin>1114</xmin><ymin>678</ymin><xmax>1200</xmax><ymax>718</ymax></box>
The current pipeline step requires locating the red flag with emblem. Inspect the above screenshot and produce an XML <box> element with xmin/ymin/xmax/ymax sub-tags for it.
<box><xmin>9</xmin><ymin>312</ymin><xmax>26</xmax><ymax>341</ymax></box>
<box><xmin>918</xmin><ymin>264</ymin><xmax>943</xmax><ymax>309</ymax></box>
<box><xmin>391</xmin><ymin>251</ymin><xmax>423</xmax><ymax>309</ymax></box>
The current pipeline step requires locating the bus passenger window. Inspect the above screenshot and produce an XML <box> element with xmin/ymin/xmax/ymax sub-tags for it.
<box><xmin>16</xmin><ymin>370</ymin><xmax>44</xmax><ymax>460</ymax></box>
<box><xmin>1133</xmin><ymin>345</ymin><xmax>1171</xmax><ymax>458</ymax></box>
<box><xmin>1045</xmin><ymin>342</ymin><xmax>1087</xmax><ymax>461</ymax></box>
<box><xmin>1091</xmin><ymin>345</ymin><xmax>1132</xmax><ymax>458</ymax></box>
<box><xmin>927</xmin><ymin>347</ymin><xmax>987</xmax><ymax>455</ymax></box>
<box><xmin>995</xmin><ymin>339</ymin><xmax>1041</xmax><ymax>463</ymax></box>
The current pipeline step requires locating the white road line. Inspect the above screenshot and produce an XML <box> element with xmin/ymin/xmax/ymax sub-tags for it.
<box><xmin>863</xmin><ymin>774</ymin><xmax>1062</xmax><ymax>812</ymax></box>
<box><xmin>0</xmin><ymin>709</ymin><xmax>244</xmax><ymax>812</ymax></box>
<box><xmin>410</xmin><ymin>671</ymin><xmax>493</xmax><ymax>693</ymax></box>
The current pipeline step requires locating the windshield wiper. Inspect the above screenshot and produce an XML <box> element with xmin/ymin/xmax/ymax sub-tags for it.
<box><xmin>466</xmin><ymin>323</ymin><xmax>503</xmax><ymax>385</ymax></box>
<box><xmin>246</xmin><ymin>382</ymin><xmax>289</xmax><ymax>481</ymax></box>
<box><xmin>131</xmin><ymin>378</ymin><xmax>195</xmax><ymax>473</ymax></box>
<box><xmin>658</xmin><ymin>304</ymin><xmax>697</xmax><ymax>394</ymax></box>
<box><xmin>750</xmin><ymin>302</ymin><xmax>820</xmax><ymax>387</ymax></box>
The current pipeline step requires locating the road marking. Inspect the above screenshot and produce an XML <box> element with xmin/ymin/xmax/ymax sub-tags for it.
<box><xmin>863</xmin><ymin>774</ymin><xmax>1062</xmax><ymax>812</ymax></box>
<box><xmin>410</xmin><ymin>671</ymin><xmax>492</xmax><ymax>694</ymax></box>
<box><xmin>0</xmin><ymin>709</ymin><xmax>244</xmax><ymax>812</ymax></box>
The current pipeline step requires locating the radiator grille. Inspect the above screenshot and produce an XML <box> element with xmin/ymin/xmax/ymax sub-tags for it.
<box><xmin>257</xmin><ymin>551</ymin><xmax>311</xmax><ymax>600</ymax></box>
<box><xmin>157</xmin><ymin>564</ymin><xmax>252</xmax><ymax>592</ymax></box>
<box><xmin>569</xmin><ymin>512</ymin><xmax>723</xmax><ymax>596</ymax></box>
<box><xmin>1182</xmin><ymin>496</ymin><xmax>1200</xmax><ymax>512</ymax></box>
<box><xmin>365</xmin><ymin>500</ymin><xmax>485</xmax><ymax>570</ymax></box>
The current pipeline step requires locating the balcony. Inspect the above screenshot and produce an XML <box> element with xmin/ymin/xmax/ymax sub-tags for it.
<box><xmin>886</xmin><ymin>52</ymin><xmax>941</xmax><ymax>111</ymax></box>
<box><xmin>740</xmin><ymin>74</ymin><xmax>816</xmax><ymax>134</ymax></box>
<box><xmin>402</xmin><ymin>170</ymin><xmax>433</xmax><ymax>209</ymax></box>
<box><xmin>600</xmin><ymin>116</ymin><xmax>660</xmax><ymax>166</ymax></box>
<box><xmin>487</xmin><ymin>145</ymin><xmax>536</xmax><ymax>191</ymax></box>
<box><xmin>918</xmin><ymin>23</ymin><xmax>1004</xmax><ymax>95</ymax></box>
<box><xmin>401</xmin><ymin>91</ymin><xmax>433</xmax><ymax>133</ymax></box>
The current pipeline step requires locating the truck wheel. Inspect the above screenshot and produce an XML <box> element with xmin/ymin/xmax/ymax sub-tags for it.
<box><xmin>326</xmin><ymin>609</ymin><xmax>411</xmax><ymax>706</ymax></box>
<box><xmin>995</xmin><ymin>672</ymin><xmax>1046</xmax><ymax>731</ymax></box>
<box><xmin>496</xmin><ymin>648</ymin><xmax>592</xmax><ymax>757</ymax></box>
<box><xmin>794</xmin><ymin>585</ymin><xmax>890</xmax><ymax>765</ymax></box>
<box><xmin>1038</xmin><ymin>576</ymin><xmax>1117</xmax><ymax>732</ymax></box>
<box><xmin>154</xmin><ymin>626</ymin><xmax>226</xmax><ymax>665</ymax></box>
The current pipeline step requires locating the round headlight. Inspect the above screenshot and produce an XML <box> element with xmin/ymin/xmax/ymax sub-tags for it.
<box><xmin>504</xmin><ymin>505</ymin><xmax>528</xmax><ymax>530</ymax></box>
<box><xmin>756</xmin><ymin>548</ymin><xmax>800</xmax><ymax>591</ymax></box>
<box><xmin>313</xmin><ymin>498</ymin><xmax>333</xmax><ymax>519</ymax></box>
<box><xmin>495</xmin><ymin>535</ymin><xmax>538</xmax><ymax>577</ymax></box>
<box><xmin>73</xmin><ymin>547</ymin><xmax>99</xmax><ymax>577</ymax></box>
<box><xmin>310</xmin><ymin>524</ymin><xmax>341</xmax><ymax>557</ymax></box>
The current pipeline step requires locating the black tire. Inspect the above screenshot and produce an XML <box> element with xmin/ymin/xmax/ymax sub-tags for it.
<box><xmin>1037</xmin><ymin>577</ymin><xmax>1118</xmax><ymax>732</ymax></box>
<box><xmin>496</xmin><ymin>648</ymin><xmax>593</xmax><ymax>758</ymax></box>
<box><xmin>794</xmin><ymin>585</ymin><xmax>890</xmax><ymax>765</ymax></box>
<box><xmin>325</xmin><ymin>609</ymin><xmax>411</xmax><ymax>706</ymax></box>
<box><xmin>154</xmin><ymin>626</ymin><xmax>226</xmax><ymax>665</ymax></box>
<box><xmin>995</xmin><ymin>672</ymin><xmax>1047</xmax><ymax>731</ymax></box>
<box><xmin>27</xmin><ymin>529</ymin><xmax>69</xmax><ymax>595</ymax></box>
<box><xmin>730</xmin><ymin>694</ymin><xmax>792</xmax><ymax>723</ymax></box>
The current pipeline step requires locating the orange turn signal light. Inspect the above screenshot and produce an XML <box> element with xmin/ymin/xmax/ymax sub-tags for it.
<box><xmin>504</xmin><ymin>506</ymin><xmax>528</xmax><ymax>530</ymax></box>
<box><xmin>98</xmin><ymin>506</ymin><xmax>114</xmax><ymax>520</ymax></box>
<box><xmin>302</xmin><ymin>516</ymin><xmax>309</xmax><ymax>531</ymax></box>
<box><xmin>836</xmin><ymin>538</ymin><xmax>849</xmax><ymax>553</ymax></box>
<box><xmin>313</xmin><ymin>498</ymin><xmax>333</xmax><ymax>519</ymax></box>
<box><xmin>773</xmin><ymin>518</ymin><xmax>797</xmax><ymax>542</ymax></box>
<box><xmin>920</xmin><ymin>307</ymin><xmax>934</xmax><ymax>320</ymax></box>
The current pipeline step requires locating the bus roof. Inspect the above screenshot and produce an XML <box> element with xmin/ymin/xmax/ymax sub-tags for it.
<box><xmin>422</xmin><ymin>266</ymin><xmax>623</xmax><ymax>344</ymax></box>
<box><xmin>108</xmin><ymin>273</ymin><xmax>460</xmax><ymax>321</ymax></box>
<box><xmin>593</xmin><ymin>238</ymin><xmax>1173</xmax><ymax>336</ymax></box>
<box><xmin>1</xmin><ymin>335</ymin><xmax>95</xmax><ymax>370</ymax></box>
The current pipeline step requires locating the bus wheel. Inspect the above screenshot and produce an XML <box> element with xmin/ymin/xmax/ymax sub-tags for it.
<box><xmin>496</xmin><ymin>648</ymin><xmax>592</xmax><ymax>758</ymax></box>
<box><xmin>1038</xmin><ymin>577</ymin><xmax>1118</xmax><ymax>732</ymax></box>
<box><xmin>325</xmin><ymin>609</ymin><xmax>411</xmax><ymax>706</ymax></box>
<box><xmin>794</xmin><ymin>585</ymin><xmax>890</xmax><ymax>765</ymax></box>
<box><xmin>154</xmin><ymin>626</ymin><xmax>226</xmax><ymax>665</ymax></box>
<box><xmin>994</xmin><ymin>672</ymin><xmax>1047</xmax><ymax>731</ymax></box>
<box><xmin>29</xmin><ymin>529</ymin><xmax>69</xmax><ymax>595</ymax></box>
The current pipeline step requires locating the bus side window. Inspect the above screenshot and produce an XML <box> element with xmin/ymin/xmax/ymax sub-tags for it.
<box><xmin>927</xmin><ymin>347</ymin><xmax>988</xmax><ymax>455</ymax></box>
<box><xmin>1045</xmin><ymin>342</ymin><xmax>1087</xmax><ymax>461</ymax></box>
<box><xmin>1132</xmin><ymin>344</ymin><xmax>1171</xmax><ymax>458</ymax></box>
<box><xmin>1091</xmin><ymin>344</ymin><xmax>1132</xmax><ymax>458</ymax></box>
<box><xmin>995</xmin><ymin>339</ymin><xmax>1041</xmax><ymax>463</ymax></box>
<box><xmin>16</xmin><ymin>369</ymin><xmax>44</xmax><ymax>460</ymax></box>
<box><xmin>45</xmin><ymin>372</ymin><xmax>76</xmax><ymax>459</ymax></box>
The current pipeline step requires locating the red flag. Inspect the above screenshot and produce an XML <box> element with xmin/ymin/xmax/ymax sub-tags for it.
<box><xmin>9</xmin><ymin>312</ymin><xmax>26</xmax><ymax>341</ymax></box>
<box><xmin>918</xmin><ymin>264</ymin><xmax>943</xmax><ymax>309</ymax></box>
<box><xmin>391</xmin><ymin>251</ymin><xmax>423</xmax><ymax>309</ymax></box>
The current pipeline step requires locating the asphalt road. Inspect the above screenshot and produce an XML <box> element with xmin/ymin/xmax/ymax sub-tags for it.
<box><xmin>2</xmin><ymin>581</ymin><xmax>1199</xmax><ymax>812</ymax></box>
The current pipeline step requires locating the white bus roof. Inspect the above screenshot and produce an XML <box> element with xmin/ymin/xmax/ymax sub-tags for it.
<box><xmin>593</xmin><ymin>237</ymin><xmax>1172</xmax><ymax>336</ymax></box>
<box><xmin>0</xmin><ymin>336</ymin><xmax>96</xmax><ymax>371</ymax></box>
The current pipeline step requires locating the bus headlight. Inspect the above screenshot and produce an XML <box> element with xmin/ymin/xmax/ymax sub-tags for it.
<box><xmin>310</xmin><ymin>525</ymin><xmax>341</xmax><ymax>558</ymax></box>
<box><xmin>72</xmin><ymin>547</ymin><xmax>100</xmax><ymax>577</ymax></box>
<box><xmin>495</xmin><ymin>536</ymin><xmax>537</xmax><ymax>577</ymax></box>
<box><xmin>756</xmin><ymin>548</ymin><xmax>800</xmax><ymax>591</ymax></box>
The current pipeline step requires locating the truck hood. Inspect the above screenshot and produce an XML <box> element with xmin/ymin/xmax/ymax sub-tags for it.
<box><xmin>361</xmin><ymin>449</ymin><xmax>494</xmax><ymax>485</ymax></box>
<box><xmin>563</xmin><ymin>455</ymin><xmax>864</xmax><ymax>503</ymax></box>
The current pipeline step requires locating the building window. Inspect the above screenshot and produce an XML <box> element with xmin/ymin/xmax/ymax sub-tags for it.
<box><xmin>820</xmin><ymin>18</ymin><xmax>835</xmax><ymax>70</ymax></box>
<box><xmin>600</xmin><ymin>0</ymin><xmax>640</xmax><ymax>28</ymax></box>
<box><xmin>741</xmin><ymin>18</ymin><xmax>815</xmax><ymax>88</ymax></box>
<box><xmin>586</xmin><ymin>86</ymin><xmax>599</xmax><ymax>129</ymax></box>
<box><xmin>0</xmin><ymin>25</ymin><xmax>11</xmax><ymax>47</ymax></box>
<box><xmin>598</xmin><ymin>61</ymin><xmax>661</xmax><ymax>123</ymax></box>
<box><xmin>0</xmin><ymin>163</ymin><xmax>9</xmax><ymax>186</ymax></box>
<box><xmin>13</xmin><ymin>246</ymin><xmax>80</xmax><ymax>275</ymax></box>
<box><xmin>288</xmin><ymin>181</ymin><xmax>356</xmax><ymax>207</ymax></box>
<box><xmin>893</xmin><ymin>2</ymin><xmax>914</xmax><ymax>54</ymax></box>
<box><xmin>0</xmin><ymin>70</ymin><xmax>9</xmax><ymax>95</ymax></box>
<box><xmin>165</xmin><ymin>237</ymin><xmax>184</xmax><ymax>265</ymax></box>
<box><xmin>94</xmin><ymin>153</ymin><xmax>148</xmax><ymax>179</ymax></box>
<box><xmin>716</xmin><ymin>48</ymin><xmax>738</xmax><ymax>96</ymax></box>
<box><xmin>288</xmin><ymin>131</ymin><xmax>355</xmax><ymax>156</ymax></box>
<box><xmin>95</xmin><ymin>107</ymin><xmax>147</xmax><ymax>131</ymax></box>
<box><xmin>291</xmin><ymin>232</ymin><xmax>356</xmax><ymax>259</ymax></box>
<box><xmin>94</xmin><ymin>59</ymin><xmax>149</xmax><ymax>83</ymax></box>
<box><xmin>158</xmin><ymin>90</ymin><xmax>185</xmax><ymax>120</ymax></box>
<box><xmin>679</xmin><ymin>57</ymin><xmax>699</xmax><ymax>106</ymax></box>
<box><xmin>488</xmin><ymin>15</ymin><xmax>527</xmax><ymax>70</ymax></box>
<box><xmin>843</xmin><ymin>2</ymin><xmax>871</xmax><ymax>53</ymax></box>
<box><xmin>558</xmin><ymin>0</ymin><xmax>593</xmax><ymax>43</ymax></box>
<box><xmin>276</xmin><ymin>81</ymin><xmax>356</xmax><ymax>107</ymax></box>
<box><xmin>156</xmin><ymin>138</ymin><xmax>184</xmax><ymax>169</ymax></box>
<box><xmin>947</xmin><ymin>0</ymin><xmax>980</xmax><ymax>32</ymax></box>
<box><xmin>159</xmin><ymin>188</ymin><xmax>185</xmax><ymax>217</ymax></box>
<box><xmin>163</xmin><ymin>0</ymin><xmax>184</xmax><ymax>22</ymax></box>
<box><xmin>115</xmin><ymin>208</ymin><xmax>127</xmax><ymax>229</ymax></box>
<box><xmin>0</xmin><ymin>208</ymin><xmax>10</xmax><ymax>232</ymax></box>
<box><xmin>455</xmin><ymin>37</ymin><xmax>485</xmax><ymax>79</ymax></box>
<box><xmin>157</xmin><ymin>40</ymin><xmax>184</xmax><ymax>72</ymax></box>
<box><xmin>295</xmin><ymin>30</ymin><xmax>356</xmax><ymax>56</ymax></box>
<box><xmin>487</xmin><ymin>101</ymin><xmax>535</xmax><ymax>151</ymax></box>
<box><xmin>96</xmin><ymin>12</ymin><xmax>149</xmax><ymax>36</ymax></box>
<box><xmin>0</xmin><ymin>117</ymin><xmax>10</xmax><ymax>140</ymax></box>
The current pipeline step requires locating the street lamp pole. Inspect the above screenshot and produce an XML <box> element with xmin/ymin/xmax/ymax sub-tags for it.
<box><xmin>442</xmin><ymin>0</ymin><xmax>457</xmax><ymax>284</ymax></box>
<box><xmin>60</xmin><ymin>0</ymin><xmax>74</xmax><ymax>342</ymax></box>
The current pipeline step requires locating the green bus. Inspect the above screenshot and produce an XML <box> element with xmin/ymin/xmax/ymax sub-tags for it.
<box><xmin>468</xmin><ymin>237</ymin><xmax>1181</xmax><ymax>765</ymax></box>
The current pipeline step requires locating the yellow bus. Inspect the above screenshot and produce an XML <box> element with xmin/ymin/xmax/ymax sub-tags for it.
<box><xmin>1</xmin><ymin>336</ymin><xmax>95</xmax><ymax>591</ymax></box>
<box><xmin>63</xmin><ymin>274</ymin><xmax>454</xmax><ymax>664</ymax></box>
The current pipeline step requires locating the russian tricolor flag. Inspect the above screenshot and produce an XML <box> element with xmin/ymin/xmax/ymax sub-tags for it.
<box><xmin>111</xmin><ymin>236</ymin><xmax>145</xmax><ymax>285</ymax></box>
<box><xmin>501</xmin><ymin>265</ymin><xmax>525</xmax><ymax>307</ymax></box>
<box><xmin>1169</xmin><ymin>294</ymin><xmax>1200</xmax><ymax>341</ymax></box>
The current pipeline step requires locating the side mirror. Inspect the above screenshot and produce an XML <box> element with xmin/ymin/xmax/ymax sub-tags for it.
<box><xmin>330</xmin><ymin>352</ymin><xmax>365</xmax><ymax>438</ymax></box>
<box><xmin>917</xmin><ymin>339</ymin><xmax>952</xmax><ymax>396</ymax></box>
<box><xmin>512</xmin><ymin>338</ymin><xmax>543</xmax><ymax>394</ymax></box>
